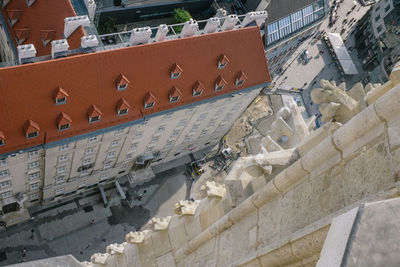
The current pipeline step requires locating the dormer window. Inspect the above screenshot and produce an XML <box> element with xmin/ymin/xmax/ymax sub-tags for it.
<box><xmin>15</xmin><ymin>28</ymin><xmax>30</xmax><ymax>44</ymax></box>
<box><xmin>57</xmin><ymin>112</ymin><xmax>72</xmax><ymax>131</ymax></box>
<box><xmin>0</xmin><ymin>131</ymin><xmax>5</xmax><ymax>146</ymax></box>
<box><xmin>7</xmin><ymin>9</ymin><xmax>23</xmax><ymax>26</ymax></box>
<box><xmin>169</xmin><ymin>86</ymin><xmax>182</xmax><ymax>103</ymax></box>
<box><xmin>117</xmin><ymin>98</ymin><xmax>130</xmax><ymax>116</ymax></box>
<box><xmin>24</xmin><ymin>120</ymin><xmax>40</xmax><ymax>139</ymax></box>
<box><xmin>235</xmin><ymin>71</ymin><xmax>248</xmax><ymax>86</ymax></box>
<box><xmin>116</xmin><ymin>74</ymin><xmax>130</xmax><ymax>91</ymax></box>
<box><xmin>54</xmin><ymin>86</ymin><xmax>68</xmax><ymax>105</ymax></box>
<box><xmin>88</xmin><ymin>105</ymin><xmax>102</xmax><ymax>123</ymax></box>
<box><xmin>218</xmin><ymin>54</ymin><xmax>229</xmax><ymax>69</ymax></box>
<box><xmin>192</xmin><ymin>81</ymin><xmax>204</xmax><ymax>97</ymax></box>
<box><xmin>144</xmin><ymin>92</ymin><xmax>157</xmax><ymax>109</ymax></box>
<box><xmin>215</xmin><ymin>76</ymin><xmax>227</xmax><ymax>91</ymax></box>
<box><xmin>170</xmin><ymin>63</ymin><xmax>182</xmax><ymax>79</ymax></box>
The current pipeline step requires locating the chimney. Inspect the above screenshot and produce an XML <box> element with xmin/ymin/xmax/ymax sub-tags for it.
<box><xmin>180</xmin><ymin>19</ymin><xmax>198</xmax><ymax>38</ymax></box>
<box><xmin>26</xmin><ymin>0</ymin><xmax>35</xmax><ymax>7</ymax></box>
<box><xmin>81</xmin><ymin>35</ymin><xmax>98</xmax><ymax>50</ymax></box>
<box><xmin>221</xmin><ymin>15</ymin><xmax>239</xmax><ymax>31</ymax></box>
<box><xmin>84</xmin><ymin>0</ymin><xmax>96</xmax><ymax>20</ymax></box>
<box><xmin>204</xmin><ymin>18</ymin><xmax>220</xmax><ymax>34</ymax></box>
<box><xmin>129</xmin><ymin>27</ymin><xmax>152</xmax><ymax>46</ymax></box>
<box><xmin>240</xmin><ymin>11</ymin><xmax>268</xmax><ymax>28</ymax></box>
<box><xmin>64</xmin><ymin>16</ymin><xmax>90</xmax><ymax>38</ymax></box>
<box><xmin>155</xmin><ymin>24</ymin><xmax>168</xmax><ymax>42</ymax></box>
<box><xmin>17</xmin><ymin>44</ymin><xmax>36</xmax><ymax>64</ymax></box>
<box><xmin>51</xmin><ymin>39</ymin><xmax>69</xmax><ymax>59</ymax></box>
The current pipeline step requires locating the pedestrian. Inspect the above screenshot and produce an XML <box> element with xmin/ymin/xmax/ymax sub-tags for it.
<box><xmin>21</xmin><ymin>247</ymin><xmax>26</xmax><ymax>257</ymax></box>
<box><xmin>90</xmin><ymin>219</ymin><xmax>95</xmax><ymax>225</ymax></box>
<box><xmin>30</xmin><ymin>228</ymin><xmax>35</xmax><ymax>239</ymax></box>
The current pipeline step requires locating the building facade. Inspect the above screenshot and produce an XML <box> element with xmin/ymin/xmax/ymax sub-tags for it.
<box><xmin>0</xmin><ymin>20</ymin><xmax>270</xmax><ymax>224</ymax></box>
<box><xmin>354</xmin><ymin>0</ymin><xmax>400</xmax><ymax>82</ymax></box>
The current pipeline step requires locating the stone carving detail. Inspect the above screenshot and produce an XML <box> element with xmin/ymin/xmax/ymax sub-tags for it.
<box><xmin>91</xmin><ymin>253</ymin><xmax>110</xmax><ymax>264</ymax></box>
<box><xmin>106</xmin><ymin>243</ymin><xmax>125</xmax><ymax>254</ymax></box>
<box><xmin>200</xmin><ymin>181</ymin><xmax>227</xmax><ymax>198</ymax></box>
<box><xmin>311</xmin><ymin>79</ymin><xmax>382</xmax><ymax>124</ymax></box>
<box><xmin>125</xmin><ymin>230</ymin><xmax>150</xmax><ymax>244</ymax></box>
<box><xmin>174</xmin><ymin>200</ymin><xmax>200</xmax><ymax>215</ymax></box>
<box><xmin>151</xmin><ymin>216</ymin><xmax>172</xmax><ymax>231</ymax></box>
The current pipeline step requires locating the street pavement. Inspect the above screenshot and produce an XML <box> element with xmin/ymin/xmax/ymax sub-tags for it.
<box><xmin>0</xmin><ymin>168</ymin><xmax>189</xmax><ymax>266</ymax></box>
<box><xmin>272</xmin><ymin>0</ymin><xmax>372</xmax><ymax>117</ymax></box>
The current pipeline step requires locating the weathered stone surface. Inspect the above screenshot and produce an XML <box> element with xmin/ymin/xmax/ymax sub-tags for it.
<box><xmin>137</xmin><ymin>234</ymin><xmax>157</xmax><ymax>267</ymax></box>
<box><xmin>200</xmin><ymin>181</ymin><xmax>226</xmax><ymax>198</ymax></box>
<box><xmin>156</xmin><ymin>252</ymin><xmax>176</xmax><ymax>267</ymax></box>
<box><xmin>125</xmin><ymin>230</ymin><xmax>151</xmax><ymax>244</ymax></box>
<box><xmin>90</xmin><ymin>253</ymin><xmax>110</xmax><ymax>265</ymax></box>
<box><xmin>174</xmin><ymin>200</ymin><xmax>200</xmax><ymax>215</ymax></box>
<box><xmin>257</xmin><ymin>196</ymin><xmax>282</xmax><ymax>247</ymax></box>
<box><xmin>151</xmin><ymin>230</ymin><xmax>172</xmax><ymax>257</ymax></box>
<box><xmin>199</xmin><ymin>198</ymin><xmax>225</xmax><ymax>230</ymax></box>
<box><xmin>184</xmin><ymin>215</ymin><xmax>202</xmax><ymax>241</ymax></box>
<box><xmin>387</xmin><ymin>113</ymin><xmax>400</xmax><ymax>149</ymax></box>
<box><xmin>167</xmin><ymin>216</ymin><xmax>188</xmax><ymax>252</ymax></box>
<box><xmin>342</xmin><ymin>138</ymin><xmax>393</xmax><ymax>205</ymax></box>
<box><xmin>106</xmin><ymin>243</ymin><xmax>125</xmax><ymax>255</ymax></box>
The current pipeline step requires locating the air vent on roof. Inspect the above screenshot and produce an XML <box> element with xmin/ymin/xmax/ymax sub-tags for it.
<box><xmin>204</xmin><ymin>18</ymin><xmax>220</xmax><ymax>34</ymax></box>
<box><xmin>26</xmin><ymin>0</ymin><xmax>35</xmax><ymax>7</ymax></box>
<box><xmin>54</xmin><ymin>86</ymin><xmax>69</xmax><ymax>105</ymax></box>
<box><xmin>24</xmin><ymin>120</ymin><xmax>40</xmax><ymax>139</ymax></box>
<box><xmin>7</xmin><ymin>9</ymin><xmax>23</xmax><ymax>26</ymax></box>
<box><xmin>117</xmin><ymin>98</ymin><xmax>131</xmax><ymax>116</ymax></box>
<box><xmin>155</xmin><ymin>24</ymin><xmax>168</xmax><ymax>42</ymax></box>
<box><xmin>180</xmin><ymin>19</ymin><xmax>198</xmax><ymax>38</ymax></box>
<box><xmin>192</xmin><ymin>81</ymin><xmax>204</xmax><ymax>96</ymax></box>
<box><xmin>221</xmin><ymin>15</ymin><xmax>239</xmax><ymax>31</ymax></box>
<box><xmin>51</xmin><ymin>39</ymin><xmax>69</xmax><ymax>59</ymax></box>
<box><xmin>85</xmin><ymin>0</ymin><xmax>96</xmax><ymax>20</ymax></box>
<box><xmin>144</xmin><ymin>92</ymin><xmax>157</xmax><ymax>109</ymax></box>
<box><xmin>169</xmin><ymin>86</ymin><xmax>182</xmax><ymax>103</ymax></box>
<box><xmin>81</xmin><ymin>35</ymin><xmax>98</xmax><ymax>51</ymax></box>
<box><xmin>240</xmin><ymin>11</ymin><xmax>268</xmax><ymax>28</ymax></box>
<box><xmin>64</xmin><ymin>16</ymin><xmax>90</xmax><ymax>38</ymax></box>
<box><xmin>236</xmin><ymin>71</ymin><xmax>248</xmax><ymax>86</ymax></box>
<box><xmin>129</xmin><ymin>27</ymin><xmax>152</xmax><ymax>46</ymax></box>
<box><xmin>215</xmin><ymin>76</ymin><xmax>227</xmax><ymax>91</ymax></box>
<box><xmin>170</xmin><ymin>63</ymin><xmax>182</xmax><ymax>79</ymax></box>
<box><xmin>15</xmin><ymin>28</ymin><xmax>30</xmax><ymax>44</ymax></box>
<box><xmin>41</xmin><ymin>30</ymin><xmax>56</xmax><ymax>46</ymax></box>
<box><xmin>88</xmin><ymin>105</ymin><xmax>102</xmax><ymax>123</ymax></box>
<box><xmin>17</xmin><ymin>44</ymin><xmax>36</xmax><ymax>64</ymax></box>
<box><xmin>218</xmin><ymin>54</ymin><xmax>229</xmax><ymax>69</ymax></box>
<box><xmin>57</xmin><ymin>112</ymin><xmax>72</xmax><ymax>131</ymax></box>
<box><xmin>116</xmin><ymin>74</ymin><xmax>130</xmax><ymax>91</ymax></box>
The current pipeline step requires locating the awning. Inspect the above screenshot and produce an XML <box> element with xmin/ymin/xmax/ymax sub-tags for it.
<box><xmin>325</xmin><ymin>33</ymin><xmax>359</xmax><ymax>75</ymax></box>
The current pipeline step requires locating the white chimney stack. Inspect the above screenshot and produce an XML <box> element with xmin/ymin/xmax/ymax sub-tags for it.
<box><xmin>155</xmin><ymin>24</ymin><xmax>168</xmax><ymax>42</ymax></box>
<box><xmin>51</xmin><ymin>39</ymin><xmax>69</xmax><ymax>59</ymax></box>
<box><xmin>64</xmin><ymin>15</ymin><xmax>90</xmax><ymax>38</ymax></box>
<box><xmin>84</xmin><ymin>0</ymin><xmax>96</xmax><ymax>20</ymax></box>
<box><xmin>81</xmin><ymin>35</ymin><xmax>98</xmax><ymax>48</ymax></box>
<box><xmin>204</xmin><ymin>18</ymin><xmax>220</xmax><ymax>34</ymax></box>
<box><xmin>180</xmin><ymin>19</ymin><xmax>198</xmax><ymax>38</ymax></box>
<box><xmin>240</xmin><ymin>11</ymin><xmax>268</xmax><ymax>28</ymax></box>
<box><xmin>129</xmin><ymin>27</ymin><xmax>152</xmax><ymax>46</ymax></box>
<box><xmin>17</xmin><ymin>44</ymin><xmax>36</xmax><ymax>64</ymax></box>
<box><xmin>221</xmin><ymin>15</ymin><xmax>239</xmax><ymax>31</ymax></box>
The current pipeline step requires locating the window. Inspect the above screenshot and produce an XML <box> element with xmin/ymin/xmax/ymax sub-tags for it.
<box><xmin>164</xmin><ymin>112</ymin><xmax>173</xmax><ymax>119</ymax></box>
<box><xmin>79</xmin><ymin>179</ymin><xmax>86</xmax><ymax>187</ymax></box>
<box><xmin>111</xmin><ymin>140</ymin><xmax>120</xmax><ymax>147</ymax></box>
<box><xmin>27</xmin><ymin>131</ymin><xmax>38</xmax><ymax>138</ymax></box>
<box><xmin>57</xmin><ymin>166</ymin><xmax>66</xmax><ymax>174</ymax></box>
<box><xmin>89</xmin><ymin>116</ymin><xmax>100</xmax><ymax>123</ymax></box>
<box><xmin>107</xmin><ymin>151</ymin><xmax>116</xmax><ymax>159</ymax></box>
<box><xmin>150</xmin><ymin>136</ymin><xmax>159</xmax><ymax>144</ymax></box>
<box><xmin>100</xmin><ymin>174</ymin><xmax>107</xmax><ymax>181</ymax></box>
<box><xmin>156</xmin><ymin>125</ymin><xmax>166</xmax><ymax>133</ymax></box>
<box><xmin>130</xmin><ymin>143</ymin><xmax>138</xmax><ymax>151</ymax></box>
<box><xmin>145</xmin><ymin>146</ymin><xmax>154</xmax><ymax>153</ymax></box>
<box><xmin>60</xmin><ymin>143</ymin><xmax>70</xmax><ymax>151</ymax></box>
<box><xmin>85</xmin><ymin>147</ymin><xmax>95</xmax><ymax>155</ymax></box>
<box><xmin>171</xmin><ymin>72</ymin><xmax>180</xmax><ymax>79</ymax></box>
<box><xmin>118</xmin><ymin>108</ymin><xmax>128</xmax><ymax>115</ymax></box>
<box><xmin>134</xmin><ymin>131</ymin><xmax>143</xmax><ymax>139</ymax></box>
<box><xmin>177</xmin><ymin>119</ymin><xmax>188</xmax><ymax>127</ymax></box>
<box><xmin>170</xmin><ymin>96</ymin><xmax>179</xmax><ymax>102</ymax></box>
<box><xmin>144</xmin><ymin>102</ymin><xmax>154</xmax><ymax>109</ymax></box>
<box><xmin>1</xmin><ymin>191</ymin><xmax>12</xmax><ymax>199</ymax></box>
<box><xmin>81</xmin><ymin>169</ymin><xmax>89</xmax><ymax>176</ymax></box>
<box><xmin>118</xmin><ymin>84</ymin><xmax>127</xmax><ymax>91</ymax></box>
<box><xmin>83</xmin><ymin>158</ymin><xmax>92</xmax><ymax>166</ymax></box>
<box><xmin>28</xmin><ymin>161</ymin><xmax>39</xmax><ymax>169</ymax></box>
<box><xmin>184</xmin><ymin>136</ymin><xmax>191</xmax><ymax>142</ymax></box>
<box><xmin>116</xmin><ymin>74</ymin><xmax>130</xmax><ymax>91</ymax></box>
<box><xmin>192</xmin><ymin>81</ymin><xmax>204</xmax><ymax>96</ymax></box>
<box><xmin>377</xmin><ymin>25</ymin><xmax>383</xmax><ymax>33</ymax></box>
<box><xmin>171</xmin><ymin>130</ymin><xmax>180</xmax><ymax>138</ymax></box>
<box><xmin>302</xmin><ymin>5</ymin><xmax>314</xmax><ymax>25</ymax></box>
<box><xmin>174</xmin><ymin>151</ymin><xmax>181</xmax><ymax>157</ymax></box>
<box><xmin>30</xmin><ymin>182</ymin><xmax>40</xmax><ymax>190</ymax></box>
<box><xmin>165</xmin><ymin>140</ymin><xmax>174</xmax><ymax>147</ymax></box>
<box><xmin>56</xmin><ymin>176</ymin><xmax>64</xmax><ymax>184</ymax></box>
<box><xmin>30</xmin><ymin>193</ymin><xmax>39</xmax><ymax>200</ymax></box>
<box><xmin>375</xmin><ymin>15</ymin><xmax>381</xmax><ymax>22</ymax></box>
<box><xmin>291</xmin><ymin>10</ymin><xmax>303</xmax><ymax>31</ymax></box>
<box><xmin>215</xmin><ymin>76</ymin><xmax>226</xmax><ymax>91</ymax></box>
<box><xmin>28</xmin><ymin>150</ymin><xmax>39</xmax><ymax>158</ymax></box>
<box><xmin>29</xmin><ymin>172</ymin><xmax>40</xmax><ymax>180</ymax></box>
<box><xmin>0</xmin><ymin>159</ymin><xmax>5</xmax><ymax>167</ymax></box>
<box><xmin>104</xmin><ymin>162</ymin><xmax>112</xmax><ymax>169</ymax></box>
<box><xmin>59</xmin><ymin>123</ymin><xmax>70</xmax><ymax>131</ymax></box>
<box><xmin>217</xmin><ymin>54</ymin><xmax>229</xmax><ymax>69</ymax></box>
<box><xmin>56</xmin><ymin>97</ymin><xmax>66</xmax><ymax>104</ymax></box>
<box><xmin>0</xmin><ymin>169</ymin><xmax>9</xmax><ymax>178</ymax></box>
<box><xmin>170</xmin><ymin>63</ymin><xmax>182</xmax><ymax>79</ymax></box>
<box><xmin>278</xmin><ymin>16</ymin><xmax>292</xmax><ymax>38</ymax></box>
<box><xmin>267</xmin><ymin>22</ymin><xmax>280</xmax><ymax>44</ymax></box>
<box><xmin>126</xmin><ymin>153</ymin><xmax>133</xmax><ymax>160</ymax></box>
<box><xmin>0</xmin><ymin>180</ymin><xmax>11</xmax><ymax>189</ymax></box>
<box><xmin>88</xmin><ymin>136</ymin><xmax>98</xmax><ymax>143</ymax></box>
<box><xmin>58</xmin><ymin>154</ymin><xmax>68</xmax><ymax>162</ymax></box>
<box><xmin>55</xmin><ymin>187</ymin><xmax>64</xmax><ymax>195</ymax></box>
<box><xmin>384</xmin><ymin>5</ymin><xmax>390</xmax><ymax>12</ymax></box>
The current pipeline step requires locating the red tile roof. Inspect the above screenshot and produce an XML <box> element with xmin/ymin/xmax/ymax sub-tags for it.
<box><xmin>1</xmin><ymin>0</ymin><xmax>84</xmax><ymax>56</ymax></box>
<box><xmin>0</xmin><ymin>26</ymin><xmax>271</xmax><ymax>155</ymax></box>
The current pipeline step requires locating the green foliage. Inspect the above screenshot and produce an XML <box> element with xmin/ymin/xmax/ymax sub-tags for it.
<box><xmin>173</xmin><ymin>8</ymin><xmax>192</xmax><ymax>33</ymax></box>
<box><xmin>98</xmin><ymin>17</ymin><xmax>117</xmax><ymax>35</ymax></box>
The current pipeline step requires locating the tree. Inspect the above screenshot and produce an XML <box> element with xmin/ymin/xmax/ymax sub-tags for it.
<box><xmin>173</xmin><ymin>8</ymin><xmax>192</xmax><ymax>34</ymax></box>
<box><xmin>98</xmin><ymin>17</ymin><xmax>117</xmax><ymax>35</ymax></box>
